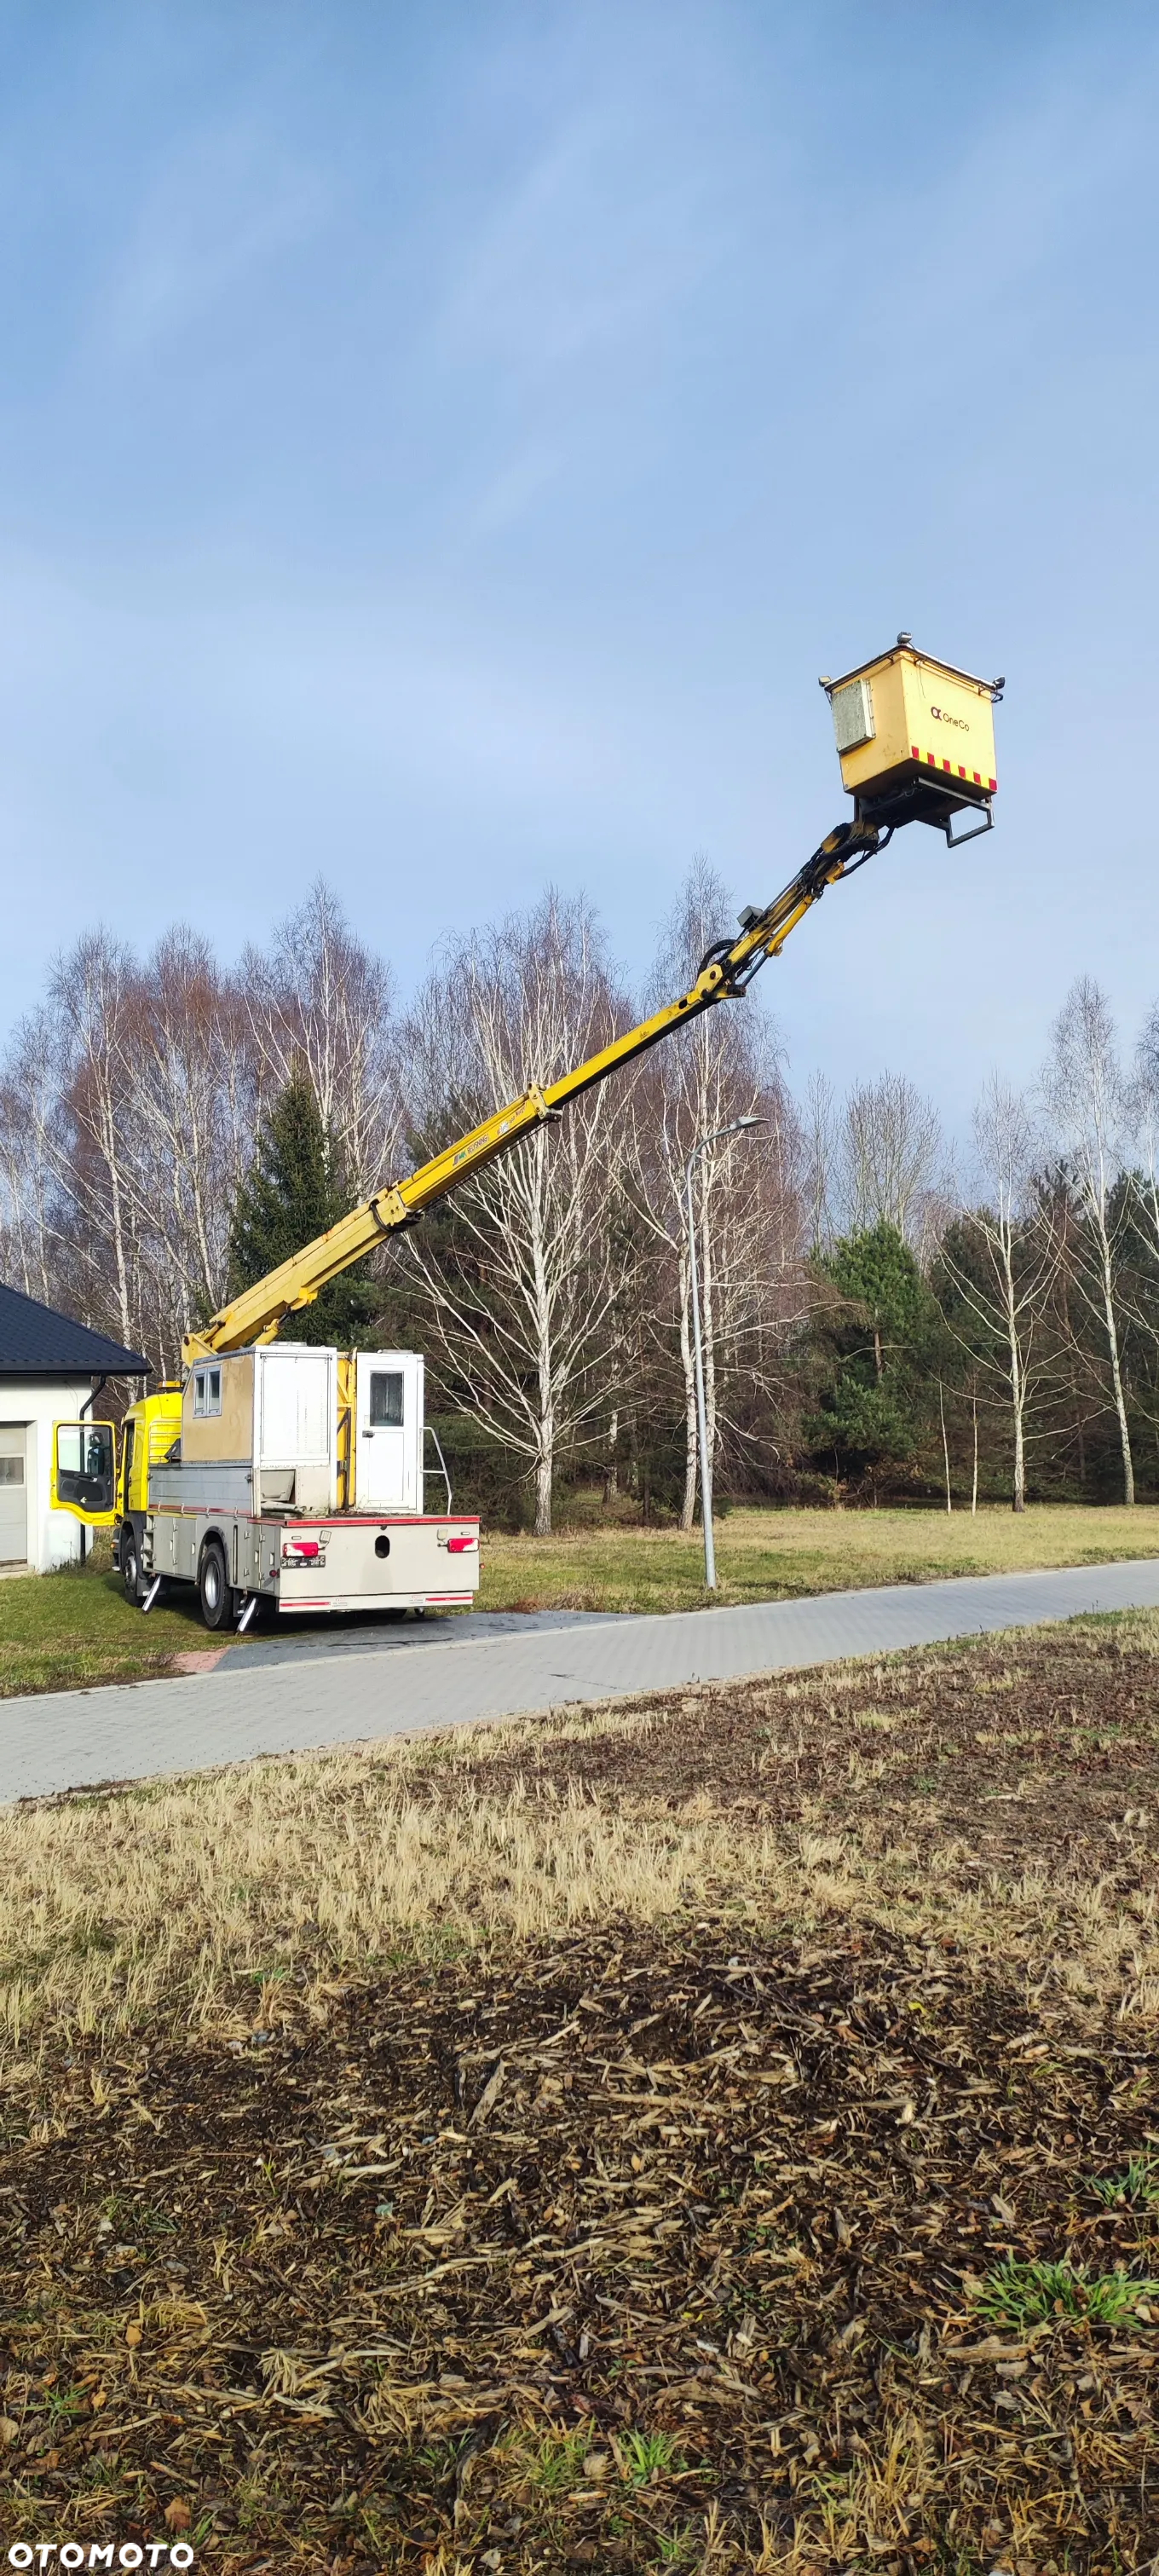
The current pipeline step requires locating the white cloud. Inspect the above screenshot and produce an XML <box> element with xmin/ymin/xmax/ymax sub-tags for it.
<box><xmin>92</xmin><ymin>118</ymin><xmax>328</xmax><ymax>358</ymax></box>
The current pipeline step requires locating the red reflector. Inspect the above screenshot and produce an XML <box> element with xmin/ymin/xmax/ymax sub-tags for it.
<box><xmin>290</xmin><ymin>1540</ymin><xmax>320</xmax><ymax>1558</ymax></box>
<box><xmin>447</xmin><ymin>1534</ymin><xmax>476</xmax><ymax>1555</ymax></box>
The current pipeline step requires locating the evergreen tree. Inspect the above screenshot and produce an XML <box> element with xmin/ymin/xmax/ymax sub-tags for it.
<box><xmin>807</xmin><ymin>1221</ymin><xmax>945</xmax><ymax>1489</ymax></box>
<box><xmin>226</xmin><ymin>1071</ymin><xmax>378</xmax><ymax>1346</ymax></box>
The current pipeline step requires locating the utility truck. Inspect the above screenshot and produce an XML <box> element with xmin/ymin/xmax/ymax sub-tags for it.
<box><xmin>52</xmin><ymin>638</ymin><xmax>1000</xmax><ymax>1628</ymax></box>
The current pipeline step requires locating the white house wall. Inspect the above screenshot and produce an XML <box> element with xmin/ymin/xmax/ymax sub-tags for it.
<box><xmin>0</xmin><ymin>1380</ymin><xmax>91</xmax><ymax>1572</ymax></box>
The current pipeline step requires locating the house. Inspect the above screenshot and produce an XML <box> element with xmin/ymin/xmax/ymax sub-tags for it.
<box><xmin>0</xmin><ymin>1282</ymin><xmax>149</xmax><ymax>1571</ymax></box>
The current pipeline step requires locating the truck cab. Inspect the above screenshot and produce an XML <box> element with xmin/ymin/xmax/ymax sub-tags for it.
<box><xmin>51</xmin><ymin>1385</ymin><xmax>182</xmax><ymax>1597</ymax></box>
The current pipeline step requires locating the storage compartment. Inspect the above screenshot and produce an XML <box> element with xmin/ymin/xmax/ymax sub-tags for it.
<box><xmin>257</xmin><ymin>1345</ymin><xmax>337</xmax><ymax>1514</ymax></box>
<box><xmin>822</xmin><ymin>642</ymin><xmax>1000</xmax><ymax>829</ymax></box>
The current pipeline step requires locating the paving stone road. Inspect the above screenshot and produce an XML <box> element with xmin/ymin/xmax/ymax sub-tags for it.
<box><xmin>4</xmin><ymin>1557</ymin><xmax>1159</xmax><ymax>1805</ymax></box>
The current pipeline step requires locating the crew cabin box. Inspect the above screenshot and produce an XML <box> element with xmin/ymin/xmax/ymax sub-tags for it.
<box><xmin>175</xmin><ymin>1342</ymin><xmax>426</xmax><ymax>1517</ymax></box>
<box><xmin>146</xmin><ymin>1340</ymin><xmax>475</xmax><ymax>1616</ymax></box>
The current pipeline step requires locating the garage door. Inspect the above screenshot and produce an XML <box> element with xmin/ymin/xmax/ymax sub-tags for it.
<box><xmin>0</xmin><ymin>1426</ymin><xmax>27</xmax><ymax>1565</ymax></box>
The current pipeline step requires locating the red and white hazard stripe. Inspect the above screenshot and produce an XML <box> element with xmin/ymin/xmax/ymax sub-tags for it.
<box><xmin>911</xmin><ymin>745</ymin><xmax>996</xmax><ymax>790</ymax></box>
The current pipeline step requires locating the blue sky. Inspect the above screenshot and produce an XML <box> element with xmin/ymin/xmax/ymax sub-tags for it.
<box><xmin>1</xmin><ymin>0</ymin><xmax>1157</xmax><ymax>1134</ymax></box>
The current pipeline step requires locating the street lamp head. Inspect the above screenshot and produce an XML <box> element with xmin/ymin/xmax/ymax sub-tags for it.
<box><xmin>735</xmin><ymin>1114</ymin><xmax>763</xmax><ymax>1130</ymax></box>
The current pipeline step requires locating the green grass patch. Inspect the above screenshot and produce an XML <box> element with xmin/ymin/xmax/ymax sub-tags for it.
<box><xmin>1090</xmin><ymin>2154</ymin><xmax>1159</xmax><ymax>2209</ymax></box>
<box><xmin>615</xmin><ymin>2429</ymin><xmax>686</xmax><ymax>2486</ymax></box>
<box><xmin>524</xmin><ymin>2428</ymin><xmax>591</xmax><ymax>2492</ymax></box>
<box><xmin>972</xmin><ymin>2257</ymin><xmax>1159</xmax><ymax>2329</ymax></box>
<box><xmin>0</xmin><ymin>1559</ymin><xmax>207</xmax><ymax>1697</ymax></box>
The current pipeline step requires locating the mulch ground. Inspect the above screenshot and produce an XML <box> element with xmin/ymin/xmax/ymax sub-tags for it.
<box><xmin>3</xmin><ymin>1622</ymin><xmax>1158</xmax><ymax>2573</ymax></box>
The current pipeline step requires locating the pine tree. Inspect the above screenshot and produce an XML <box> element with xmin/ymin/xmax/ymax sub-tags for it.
<box><xmin>226</xmin><ymin>1071</ymin><xmax>378</xmax><ymax>1346</ymax></box>
<box><xmin>807</xmin><ymin>1221</ymin><xmax>945</xmax><ymax>1489</ymax></box>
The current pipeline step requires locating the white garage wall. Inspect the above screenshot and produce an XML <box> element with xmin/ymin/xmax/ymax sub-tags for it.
<box><xmin>0</xmin><ymin>1380</ymin><xmax>93</xmax><ymax>1572</ymax></box>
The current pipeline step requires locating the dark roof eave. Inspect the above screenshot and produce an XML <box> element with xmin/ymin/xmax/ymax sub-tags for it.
<box><xmin>0</xmin><ymin>1362</ymin><xmax>150</xmax><ymax>1378</ymax></box>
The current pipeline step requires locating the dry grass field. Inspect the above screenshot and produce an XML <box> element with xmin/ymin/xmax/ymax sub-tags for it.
<box><xmin>1</xmin><ymin>1609</ymin><xmax>1158</xmax><ymax>2569</ymax></box>
<box><xmin>477</xmin><ymin>1501</ymin><xmax>1159</xmax><ymax>1615</ymax></box>
<box><xmin>3</xmin><ymin>1502</ymin><xmax>1159</xmax><ymax>1699</ymax></box>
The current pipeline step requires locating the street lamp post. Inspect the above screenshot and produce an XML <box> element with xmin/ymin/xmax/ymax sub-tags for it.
<box><xmin>684</xmin><ymin>1116</ymin><xmax>763</xmax><ymax>1591</ymax></box>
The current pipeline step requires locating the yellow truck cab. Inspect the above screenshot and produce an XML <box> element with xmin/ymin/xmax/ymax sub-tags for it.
<box><xmin>51</xmin><ymin>1386</ymin><xmax>182</xmax><ymax>1600</ymax></box>
<box><xmin>112</xmin><ymin>1387</ymin><xmax>184</xmax><ymax>1600</ymax></box>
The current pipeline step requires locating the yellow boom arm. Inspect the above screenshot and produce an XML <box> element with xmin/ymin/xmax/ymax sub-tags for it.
<box><xmin>182</xmin><ymin>815</ymin><xmax>877</xmax><ymax>1365</ymax></box>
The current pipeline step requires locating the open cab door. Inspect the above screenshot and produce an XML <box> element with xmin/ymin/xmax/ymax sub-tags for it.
<box><xmin>51</xmin><ymin>1421</ymin><xmax>118</xmax><ymax>1527</ymax></box>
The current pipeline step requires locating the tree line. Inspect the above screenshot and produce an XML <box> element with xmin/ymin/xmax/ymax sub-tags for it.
<box><xmin>3</xmin><ymin>870</ymin><xmax>1159</xmax><ymax>1530</ymax></box>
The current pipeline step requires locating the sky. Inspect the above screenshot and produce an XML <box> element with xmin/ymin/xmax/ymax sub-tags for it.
<box><xmin>1</xmin><ymin>0</ymin><xmax>1158</xmax><ymax>1144</ymax></box>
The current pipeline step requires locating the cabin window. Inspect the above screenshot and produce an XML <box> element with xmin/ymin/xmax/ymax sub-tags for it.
<box><xmin>193</xmin><ymin>1366</ymin><xmax>222</xmax><ymax>1418</ymax></box>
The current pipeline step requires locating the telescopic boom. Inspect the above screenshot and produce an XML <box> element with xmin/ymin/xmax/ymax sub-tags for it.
<box><xmin>182</xmin><ymin>816</ymin><xmax>875</xmax><ymax>1364</ymax></box>
<box><xmin>183</xmin><ymin>635</ymin><xmax>1001</xmax><ymax>1367</ymax></box>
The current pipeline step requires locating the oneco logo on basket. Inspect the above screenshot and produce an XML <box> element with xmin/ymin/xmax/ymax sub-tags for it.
<box><xmin>929</xmin><ymin>704</ymin><xmax>970</xmax><ymax>729</ymax></box>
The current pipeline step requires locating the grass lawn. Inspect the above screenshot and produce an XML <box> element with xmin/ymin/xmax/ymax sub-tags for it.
<box><xmin>1</xmin><ymin>1610</ymin><xmax>1156</xmax><ymax>2568</ymax></box>
<box><xmin>478</xmin><ymin>1498</ymin><xmax>1159</xmax><ymax>1614</ymax></box>
<box><xmin>0</xmin><ymin>1559</ymin><xmax>221</xmax><ymax>1699</ymax></box>
<box><xmin>3</xmin><ymin>1501</ymin><xmax>1159</xmax><ymax>1697</ymax></box>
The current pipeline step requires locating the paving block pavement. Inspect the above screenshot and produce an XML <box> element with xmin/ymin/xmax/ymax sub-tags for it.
<box><xmin>4</xmin><ymin>1557</ymin><xmax>1159</xmax><ymax>1805</ymax></box>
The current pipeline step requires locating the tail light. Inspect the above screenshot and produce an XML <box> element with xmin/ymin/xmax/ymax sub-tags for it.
<box><xmin>446</xmin><ymin>1533</ymin><xmax>477</xmax><ymax>1556</ymax></box>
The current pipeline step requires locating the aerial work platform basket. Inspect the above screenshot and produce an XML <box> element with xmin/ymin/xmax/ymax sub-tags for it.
<box><xmin>820</xmin><ymin>637</ymin><xmax>1002</xmax><ymax>844</ymax></box>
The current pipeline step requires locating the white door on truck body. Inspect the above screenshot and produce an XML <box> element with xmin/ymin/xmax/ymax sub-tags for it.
<box><xmin>355</xmin><ymin>1352</ymin><xmax>423</xmax><ymax>1512</ymax></box>
<box><xmin>257</xmin><ymin>1344</ymin><xmax>337</xmax><ymax>1514</ymax></box>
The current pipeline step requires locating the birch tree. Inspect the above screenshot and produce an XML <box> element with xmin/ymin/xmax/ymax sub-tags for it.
<box><xmin>50</xmin><ymin>931</ymin><xmax>140</xmax><ymax>1347</ymax></box>
<box><xmin>832</xmin><ymin>1071</ymin><xmax>949</xmax><ymax>1254</ymax></box>
<box><xmin>0</xmin><ymin>1008</ymin><xmax>64</xmax><ymax>1306</ymax></box>
<box><xmin>1130</xmin><ymin>1002</ymin><xmax>1159</xmax><ymax>1340</ymax></box>
<box><xmin>800</xmin><ymin>1071</ymin><xmax>838</xmax><ymax>1251</ymax></box>
<box><xmin>1043</xmin><ymin>977</ymin><xmax>1135</xmax><ymax>1505</ymax></box>
<box><xmin>128</xmin><ymin>929</ymin><xmax>257</xmax><ymax>1354</ymax></box>
<box><xmin>399</xmin><ymin>892</ymin><xmax>636</xmax><ymax>1535</ymax></box>
<box><xmin>627</xmin><ymin>861</ymin><xmax>805</xmax><ymax>1528</ymax></box>
<box><xmin>241</xmin><ymin>881</ymin><xmax>401</xmax><ymax>1197</ymax></box>
<box><xmin>937</xmin><ymin>1077</ymin><xmax>1060</xmax><ymax>1511</ymax></box>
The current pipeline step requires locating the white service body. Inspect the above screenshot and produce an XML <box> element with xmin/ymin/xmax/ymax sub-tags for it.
<box><xmin>142</xmin><ymin>1344</ymin><xmax>479</xmax><ymax>1616</ymax></box>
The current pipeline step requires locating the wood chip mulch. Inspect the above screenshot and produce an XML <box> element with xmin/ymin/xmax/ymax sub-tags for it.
<box><xmin>2</xmin><ymin>1621</ymin><xmax>1158</xmax><ymax>2572</ymax></box>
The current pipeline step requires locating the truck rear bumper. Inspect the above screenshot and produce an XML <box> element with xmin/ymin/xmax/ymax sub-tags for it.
<box><xmin>277</xmin><ymin>1591</ymin><xmax>475</xmax><ymax>1614</ymax></box>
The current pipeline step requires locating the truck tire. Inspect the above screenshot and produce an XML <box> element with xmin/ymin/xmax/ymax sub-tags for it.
<box><xmin>121</xmin><ymin>1521</ymin><xmax>144</xmax><ymax>1606</ymax></box>
<box><xmin>198</xmin><ymin>1538</ymin><xmax>233</xmax><ymax>1632</ymax></box>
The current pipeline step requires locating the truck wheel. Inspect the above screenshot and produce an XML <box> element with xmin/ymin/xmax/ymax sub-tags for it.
<box><xmin>198</xmin><ymin>1539</ymin><xmax>233</xmax><ymax>1632</ymax></box>
<box><xmin>121</xmin><ymin>1522</ymin><xmax>143</xmax><ymax>1605</ymax></box>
